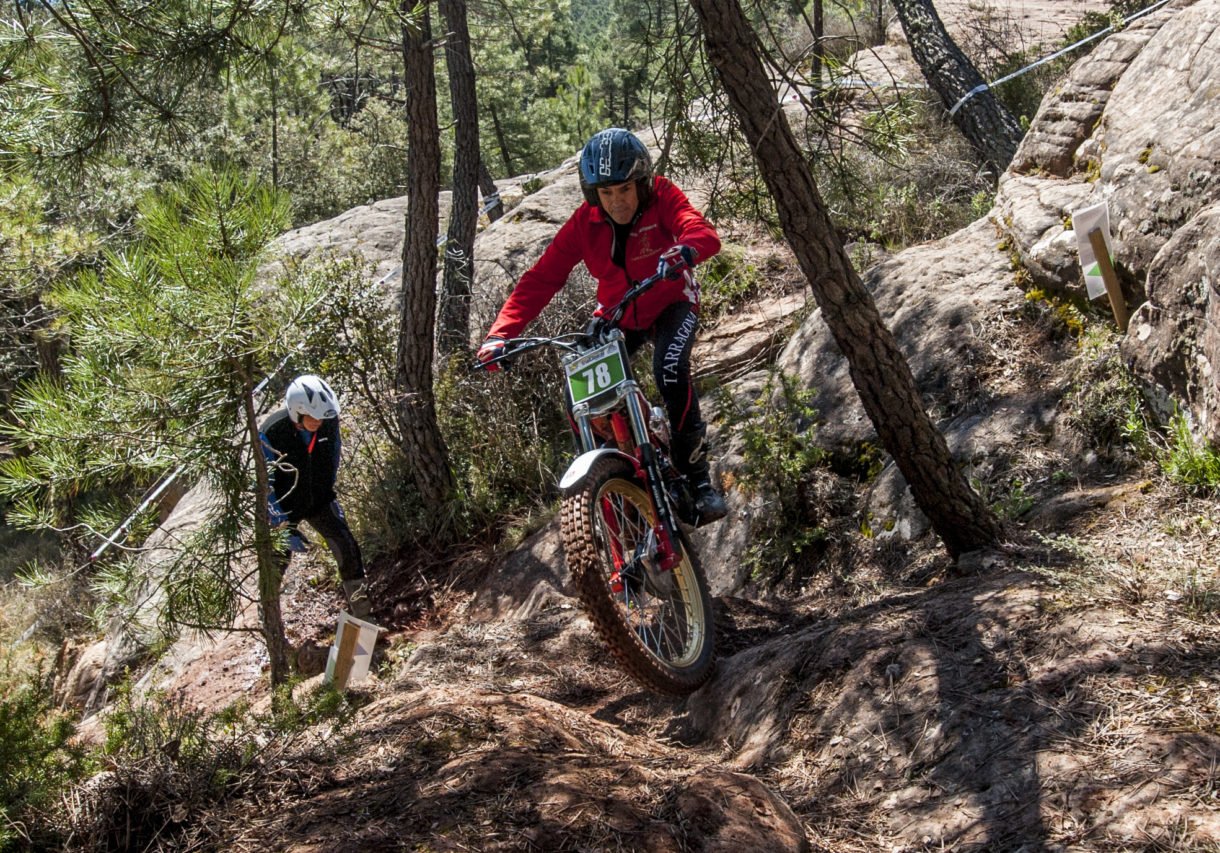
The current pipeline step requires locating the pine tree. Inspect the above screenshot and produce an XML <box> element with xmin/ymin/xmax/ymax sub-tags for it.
<box><xmin>690</xmin><ymin>0</ymin><xmax>1003</xmax><ymax>559</ymax></box>
<box><xmin>0</xmin><ymin>169</ymin><xmax>322</xmax><ymax>687</ymax></box>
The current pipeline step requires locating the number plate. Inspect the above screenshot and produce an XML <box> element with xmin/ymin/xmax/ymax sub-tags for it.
<box><xmin>565</xmin><ymin>342</ymin><xmax>627</xmax><ymax>405</ymax></box>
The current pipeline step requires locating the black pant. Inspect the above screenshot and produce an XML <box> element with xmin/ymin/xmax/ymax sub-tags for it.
<box><xmin>622</xmin><ymin>301</ymin><xmax>703</xmax><ymax>435</ymax></box>
<box><xmin>281</xmin><ymin>501</ymin><xmax>365</xmax><ymax>582</ymax></box>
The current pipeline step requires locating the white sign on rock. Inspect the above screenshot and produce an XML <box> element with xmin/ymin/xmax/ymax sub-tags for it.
<box><xmin>1071</xmin><ymin>201</ymin><xmax>1113</xmax><ymax>301</ymax></box>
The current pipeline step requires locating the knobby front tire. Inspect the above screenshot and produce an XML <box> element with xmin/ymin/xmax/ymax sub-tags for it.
<box><xmin>561</xmin><ymin>456</ymin><xmax>715</xmax><ymax>695</ymax></box>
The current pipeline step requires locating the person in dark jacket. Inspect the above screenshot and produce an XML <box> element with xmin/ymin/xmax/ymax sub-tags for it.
<box><xmin>260</xmin><ymin>374</ymin><xmax>370</xmax><ymax>618</ymax></box>
<box><xmin>477</xmin><ymin>127</ymin><xmax>728</xmax><ymax>524</ymax></box>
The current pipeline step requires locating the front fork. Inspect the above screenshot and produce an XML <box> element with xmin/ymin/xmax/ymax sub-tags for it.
<box><xmin>637</xmin><ymin>444</ymin><xmax>682</xmax><ymax>572</ymax></box>
<box><xmin>573</xmin><ymin>381</ymin><xmax>683</xmax><ymax>573</ymax></box>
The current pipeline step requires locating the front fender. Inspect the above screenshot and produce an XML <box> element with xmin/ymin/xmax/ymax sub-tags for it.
<box><xmin>559</xmin><ymin>448</ymin><xmax>636</xmax><ymax>492</ymax></box>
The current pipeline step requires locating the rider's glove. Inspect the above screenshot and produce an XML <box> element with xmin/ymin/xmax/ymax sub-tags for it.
<box><xmin>660</xmin><ymin>244</ymin><xmax>696</xmax><ymax>280</ymax></box>
<box><xmin>476</xmin><ymin>336</ymin><xmax>507</xmax><ymax>372</ymax></box>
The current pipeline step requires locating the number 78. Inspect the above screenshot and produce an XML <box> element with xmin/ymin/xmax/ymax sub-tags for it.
<box><xmin>582</xmin><ymin>362</ymin><xmax>613</xmax><ymax>390</ymax></box>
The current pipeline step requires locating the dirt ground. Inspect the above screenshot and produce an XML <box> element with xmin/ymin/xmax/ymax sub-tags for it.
<box><xmin>124</xmin><ymin>441</ymin><xmax>1219</xmax><ymax>852</ymax></box>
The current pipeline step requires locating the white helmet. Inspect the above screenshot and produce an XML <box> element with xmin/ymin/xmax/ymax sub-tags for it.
<box><xmin>285</xmin><ymin>374</ymin><xmax>340</xmax><ymax>423</ymax></box>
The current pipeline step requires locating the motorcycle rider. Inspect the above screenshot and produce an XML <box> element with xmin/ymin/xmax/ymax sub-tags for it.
<box><xmin>259</xmin><ymin>374</ymin><xmax>371</xmax><ymax>619</ymax></box>
<box><xmin>477</xmin><ymin>127</ymin><xmax>728</xmax><ymax>524</ymax></box>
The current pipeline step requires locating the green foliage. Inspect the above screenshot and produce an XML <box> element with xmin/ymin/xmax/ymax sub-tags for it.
<box><xmin>0</xmin><ymin>168</ymin><xmax>321</xmax><ymax>640</ymax></box>
<box><xmin>471</xmin><ymin>0</ymin><xmax>584</xmax><ymax>175</ymax></box>
<box><xmin>971</xmin><ymin>476</ymin><xmax>1035</xmax><ymax>519</ymax></box>
<box><xmin>68</xmin><ymin>680</ymin><xmax>356</xmax><ymax>851</ymax></box>
<box><xmin>1023</xmin><ymin>287</ymin><xmax>1088</xmax><ymax>339</ymax></box>
<box><xmin>695</xmin><ymin>244</ymin><xmax>776</xmax><ymax>323</ymax></box>
<box><xmin>1061</xmin><ymin>327</ymin><xmax>1152</xmax><ymax>457</ymax></box>
<box><xmin>0</xmin><ymin>659</ymin><xmax>83</xmax><ymax>852</ymax></box>
<box><xmin>813</xmin><ymin>96</ymin><xmax>995</xmax><ymax>250</ymax></box>
<box><xmin>438</xmin><ymin>356</ymin><xmax>570</xmax><ymax>538</ymax></box>
<box><xmin>1</xmin><ymin>0</ymin><xmax>302</xmax><ymax>172</ymax></box>
<box><xmin>0</xmin><ymin>176</ymin><xmax>101</xmax><ymax>414</ymax></box>
<box><xmin>1160</xmin><ymin>408</ymin><xmax>1220</xmax><ymax>493</ymax></box>
<box><xmin>720</xmin><ymin>369</ymin><xmax>831</xmax><ymax>581</ymax></box>
<box><xmin>223</xmin><ymin>32</ymin><xmax>413</xmax><ymax>227</ymax></box>
<box><xmin>544</xmin><ymin>64</ymin><xmax>605</xmax><ymax>152</ymax></box>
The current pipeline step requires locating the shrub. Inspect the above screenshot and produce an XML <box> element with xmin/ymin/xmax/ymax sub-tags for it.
<box><xmin>1060</xmin><ymin>329</ymin><xmax>1152</xmax><ymax>457</ymax></box>
<box><xmin>720</xmin><ymin>370</ymin><xmax>837</xmax><ymax>582</ymax></box>
<box><xmin>696</xmin><ymin>243</ymin><xmax>783</xmax><ymax>324</ymax></box>
<box><xmin>0</xmin><ymin>659</ymin><xmax>84</xmax><ymax>852</ymax></box>
<box><xmin>61</xmin><ymin>681</ymin><xmax>356</xmax><ymax>853</ymax></box>
<box><xmin>814</xmin><ymin>96</ymin><xmax>996</xmax><ymax>250</ymax></box>
<box><xmin>1160</xmin><ymin>408</ymin><xmax>1220</xmax><ymax>493</ymax></box>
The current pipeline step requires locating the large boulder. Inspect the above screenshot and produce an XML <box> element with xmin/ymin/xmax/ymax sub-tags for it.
<box><xmin>1122</xmin><ymin>202</ymin><xmax>1220</xmax><ymax>435</ymax></box>
<box><xmin>996</xmin><ymin>0</ymin><xmax>1220</xmax><ymax>432</ymax></box>
<box><xmin>998</xmin><ymin>0</ymin><xmax>1189</xmax><ymax>294</ymax></box>
<box><xmin>755</xmin><ymin>219</ymin><xmax>1046</xmax><ymax>547</ymax></box>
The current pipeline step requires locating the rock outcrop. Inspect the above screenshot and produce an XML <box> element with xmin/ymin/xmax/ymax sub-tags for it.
<box><xmin>998</xmin><ymin>0</ymin><xmax>1220</xmax><ymax>436</ymax></box>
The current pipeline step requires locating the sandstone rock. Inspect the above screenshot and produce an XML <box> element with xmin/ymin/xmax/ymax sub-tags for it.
<box><xmin>996</xmin><ymin>0</ymin><xmax>1220</xmax><ymax>450</ymax></box>
<box><xmin>1121</xmin><ymin>201</ymin><xmax>1220</xmax><ymax>436</ymax></box>
<box><xmin>56</xmin><ymin>639</ymin><xmax>107</xmax><ymax>711</ymax></box>
<box><xmin>766</xmin><ymin>218</ymin><xmax>1039</xmax><ymax>543</ymax></box>
<box><xmin>463</xmin><ymin>518</ymin><xmax>572</xmax><ymax>620</ymax></box>
<box><xmin>1009</xmin><ymin>7</ymin><xmax>1160</xmax><ymax>179</ymax></box>
<box><xmin>992</xmin><ymin>175</ymin><xmax>1096</xmax><ymax>291</ymax></box>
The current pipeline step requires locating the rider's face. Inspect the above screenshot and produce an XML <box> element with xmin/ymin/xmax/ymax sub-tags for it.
<box><xmin>597</xmin><ymin>181</ymin><xmax>639</xmax><ymax>225</ymax></box>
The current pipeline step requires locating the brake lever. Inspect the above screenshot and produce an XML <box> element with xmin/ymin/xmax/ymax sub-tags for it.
<box><xmin>468</xmin><ymin>351</ymin><xmax>515</xmax><ymax>374</ymax></box>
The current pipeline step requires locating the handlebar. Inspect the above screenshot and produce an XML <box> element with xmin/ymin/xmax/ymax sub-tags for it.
<box><xmin>588</xmin><ymin>260</ymin><xmax>676</xmax><ymax>337</ymax></box>
<box><xmin>472</xmin><ymin>258</ymin><xmax>679</xmax><ymax>374</ymax></box>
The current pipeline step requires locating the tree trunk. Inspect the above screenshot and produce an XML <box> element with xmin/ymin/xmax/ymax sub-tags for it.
<box><xmin>241</xmin><ymin>355</ymin><xmax>289</xmax><ymax>687</ymax></box>
<box><xmin>690</xmin><ymin>0</ymin><xmax>1002</xmax><ymax>559</ymax></box>
<box><xmin>478</xmin><ymin>160</ymin><xmax>503</xmax><ymax>223</ymax></box>
<box><xmin>437</xmin><ymin>0</ymin><xmax>479</xmax><ymax>357</ymax></box>
<box><xmin>889</xmin><ymin>0</ymin><xmax>1022</xmax><ymax>174</ymax></box>
<box><xmin>397</xmin><ymin>0</ymin><xmax>456</xmax><ymax>507</ymax></box>
<box><xmin>812</xmin><ymin>0</ymin><xmax>823</xmax><ymax>107</ymax></box>
<box><xmin>489</xmin><ymin>103</ymin><xmax>513</xmax><ymax>175</ymax></box>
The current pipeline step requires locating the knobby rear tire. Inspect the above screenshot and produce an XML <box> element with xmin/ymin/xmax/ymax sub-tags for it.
<box><xmin>561</xmin><ymin>455</ymin><xmax>716</xmax><ymax>695</ymax></box>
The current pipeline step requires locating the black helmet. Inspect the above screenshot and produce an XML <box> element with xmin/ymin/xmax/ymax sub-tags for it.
<box><xmin>578</xmin><ymin>128</ymin><xmax>654</xmax><ymax>210</ymax></box>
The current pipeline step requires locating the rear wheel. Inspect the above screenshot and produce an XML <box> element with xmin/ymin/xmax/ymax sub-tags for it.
<box><xmin>561</xmin><ymin>455</ymin><xmax>715</xmax><ymax>695</ymax></box>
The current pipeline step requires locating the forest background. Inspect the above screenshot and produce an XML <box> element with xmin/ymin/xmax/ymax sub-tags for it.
<box><xmin>0</xmin><ymin>0</ymin><xmax>1185</xmax><ymax>849</ymax></box>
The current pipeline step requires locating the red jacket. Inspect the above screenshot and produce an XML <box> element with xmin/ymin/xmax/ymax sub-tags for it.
<box><xmin>487</xmin><ymin>175</ymin><xmax>721</xmax><ymax>339</ymax></box>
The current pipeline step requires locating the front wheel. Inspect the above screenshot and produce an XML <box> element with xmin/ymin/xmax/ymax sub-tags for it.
<box><xmin>561</xmin><ymin>456</ymin><xmax>715</xmax><ymax>695</ymax></box>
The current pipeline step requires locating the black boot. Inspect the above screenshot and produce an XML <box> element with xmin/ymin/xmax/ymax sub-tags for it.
<box><xmin>672</xmin><ymin>426</ymin><xmax>728</xmax><ymax>526</ymax></box>
<box><xmin>342</xmin><ymin>578</ymin><xmax>372</xmax><ymax>620</ymax></box>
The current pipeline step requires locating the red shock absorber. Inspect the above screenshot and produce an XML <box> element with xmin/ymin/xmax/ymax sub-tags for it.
<box><xmin>610</xmin><ymin>412</ymin><xmax>632</xmax><ymax>453</ymax></box>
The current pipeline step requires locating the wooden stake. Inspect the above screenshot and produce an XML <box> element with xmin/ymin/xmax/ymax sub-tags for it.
<box><xmin>330</xmin><ymin>618</ymin><xmax>360</xmax><ymax>690</ymax></box>
<box><xmin>1088</xmin><ymin>227</ymin><xmax>1128</xmax><ymax>332</ymax></box>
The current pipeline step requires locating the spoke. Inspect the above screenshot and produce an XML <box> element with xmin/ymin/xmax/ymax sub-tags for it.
<box><xmin>594</xmin><ymin>478</ymin><xmax>703</xmax><ymax>666</ymax></box>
